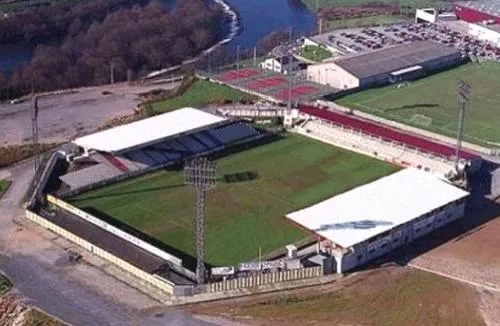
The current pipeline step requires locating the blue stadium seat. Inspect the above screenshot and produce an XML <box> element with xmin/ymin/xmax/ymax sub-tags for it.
<box><xmin>192</xmin><ymin>131</ymin><xmax>223</xmax><ymax>149</ymax></box>
<box><xmin>178</xmin><ymin>135</ymin><xmax>207</xmax><ymax>154</ymax></box>
<box><xmin>209</xmin><ymin>122</ymin><xmax>258</xmax><ymax>144</ymax></box>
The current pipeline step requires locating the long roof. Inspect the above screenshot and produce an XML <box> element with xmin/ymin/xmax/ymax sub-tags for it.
<box><xmin>286</xmin><ymin>168</ymin><xmax>469</xmax><ymax>248</ymax></box>
<box><xmin>73</xmin><ymin>108</ymin><xmax>226</xmax><ymax>153</ymax></box>
<box><xmin>458</xmin><ymin>1</ymin><xmax>500</xmax><ymax>17</ymax></box>
<box><xmin>333</xmin><ymin>41</ymin><xmax>459</xmax><ymax>79</ymax></box>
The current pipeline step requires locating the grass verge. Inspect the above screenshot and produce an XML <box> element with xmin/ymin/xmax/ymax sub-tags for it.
<box><xmin>0</xmin><ymin>179</ymin><xmax>11</xmax><ymax>200</ymax></box>
<box><xmin>0</xmin><ymin>143</ymin><xmax>60</xmax><ymax>168</ymax></box>
<box><xmin>188</xmin><ymin>267</ymin><xmax>485</xmax><ymax>326</ymax></box>
<box><xmin>147</xmin><ymin>79</ymin><xmax>257</xmax><ymax>115</ymax></box>
<box><xmin>22</xmin><ymin>308</ymin><xmax>67</xmax><ymax>326</ymax></box>
<box><xmin>299</xmin><ymin>45</ymin><xmax>332</xmax><ymax>62</ymax></box>
<box><xmin>0</xmin><ymin>274</ymin><xmax>12</xmax><ymax>295</ymax></box>
<box><xmin>71</xmin><ymin>133</ymin><xmax>398</xmax><ymax>267</ymax></box>
<box><xmin>337</xmin><ymin>62</ymin><xmax>500</xmax><ymax>147</ymax></box>
<box><xmin>325</xmin><ymin>14</ymin><xmax>409</xmax><ymax>31</ymax></box>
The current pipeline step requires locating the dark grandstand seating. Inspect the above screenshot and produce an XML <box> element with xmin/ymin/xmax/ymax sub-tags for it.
<box><xmin>299</xmin><ymin>105</ymin><xmax>479</xmax><ymax>160</ymax></box>
<box><xmin>121</xmin><ymin>121</ymin><xmax>261</xmax><ymax>168</ymax></box>
<box><xmin>209</xmin><ymin>121</ymin><xmax>259</xmax><ymax>144</ymax></box>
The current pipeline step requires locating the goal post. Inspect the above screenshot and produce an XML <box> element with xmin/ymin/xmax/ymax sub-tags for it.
<box><xmin>410</xmin><ymin>114</ymin><xmax>432</xmax><ymax>127</ymax></box>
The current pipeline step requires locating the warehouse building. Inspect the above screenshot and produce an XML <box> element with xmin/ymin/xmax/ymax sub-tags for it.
<box><xmin>306</xmin><ymin>41</ymin><xmax>462</xmax><ymax>90</ymax></box>
<box><xmin>286</xmin><ymin>168</ymin><xmax>469</xmax><ymax>274</ymax></box>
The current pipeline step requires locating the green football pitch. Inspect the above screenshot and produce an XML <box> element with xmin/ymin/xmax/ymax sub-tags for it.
<box><xmin>70</xmin><ymin>133</ymin><xmax>397</xmax><ymax>267</ymax></box>
<box><xmin>337</xmin><ymin>63</ymin><xmax>500</xmax><ymax>147</ymax></box>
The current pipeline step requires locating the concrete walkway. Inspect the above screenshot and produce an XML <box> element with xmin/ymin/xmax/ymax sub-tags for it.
<box><xmin>0</xmin><ymin>159</ymin><xmax>213</xmax><ymax>326</ymax></box>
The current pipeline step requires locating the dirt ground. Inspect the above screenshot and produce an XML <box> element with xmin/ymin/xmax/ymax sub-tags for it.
<box><xmin>0</xmin><ymin>81</ymin><xmax>179</xmax><ymax>146</ymax></box>
<box><xmin>186</xmin><ymin>266</ymin><xmax>485</xmax><ymax>326</ymax></box>
<box><xmin>410</xmin><ymin>214</ymin><xmax>500</xmax><ymax>290</ymax></box>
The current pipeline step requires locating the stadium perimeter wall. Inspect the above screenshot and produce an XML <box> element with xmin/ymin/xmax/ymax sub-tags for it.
<box><xmin>25</xmin><ymin>209</ymin><xmax>177</xmax><ymax>295</ymax></box>
<box><xmin>25</xmin><ymin>207</ymin><xmax>325</xmax><ymax>297</ymax></box>
<box><xmin>46</xmin><ymin>195</ymin><xmax>184</xmax><ymax>267</ymax></box>
<box><xmin>207</xmin><ymin>266</ymin><xmax>322</xmax><ymax>292</ymax></box>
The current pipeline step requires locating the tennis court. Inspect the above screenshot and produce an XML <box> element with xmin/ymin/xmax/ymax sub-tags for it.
<box><xmin>273</xmin><ymin>85</ymin><xmax>321</xmax><ymax>101</ymax></box>
<box><xmin>218</xmin><ymin>68</ymin><xmax>261</xmax><ymax>82</ymax></box>
<box><xmin>246</xmin><ymin>76</ymin><xmax>288</xmax><ymax>90</ymax></box>
<box><xmin>210</xmin><ymin>67</ymin><xmax>336</xmax><ymax>103</ymax></box>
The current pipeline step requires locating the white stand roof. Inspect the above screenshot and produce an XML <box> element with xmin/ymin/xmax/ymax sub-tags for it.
<box><xmin>73</xmin><ymin>108</ymin><xmax>226</xmax><ymax>153</ymax></box>
<box><xmin>286</xmin><ymin>168</ymin><xmax>469</xmax><ymax>248</ymax></box>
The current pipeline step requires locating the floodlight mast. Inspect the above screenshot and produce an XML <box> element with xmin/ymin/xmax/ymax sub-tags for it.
<box><xmin>184</xmin><ymin>157</ymin><xmax>217</xmax><ymax>285</ymax></box>
<box><xmin>31</xmin><ymin>96</ymin><xmax>40</xmax><ymax>173</ymax></box>
<box><xmin>455</xmin><ymin>80</ymin><xmax>471</xmax><ymax>169</ymax></box>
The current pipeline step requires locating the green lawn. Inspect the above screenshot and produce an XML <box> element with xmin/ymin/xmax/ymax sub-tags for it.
<box><xmin>337</xmin><ymin>63</ymin><xmax>500</xmax><ymax>147</ymax></box>
<box><xmin>0</xmin><ymin>274</ymin><xmax>11</xmax><ymax>295</ymax></box>
<box><xmin>148</xmin><ymin>80</ymin><xmax>257</xmax><ymax>114</ymax></box>
<box><xmin>299</xmin><ymin>45</ymin><xmax>333</xmax><ymax>62</ymax></box>
<box><xmin>0</xmin><ymin>179</ymin><xmax>11</xmax><ymax>200</ymax></box>
<box><xmin>70</xmin><ymin>133</ymin><xmax>397</xmax><ymax>267</ymax></box>
<box><xmin>303</xmin><ymin>0</ymin><xmax>449</xmax><ymax>11</ymax></box>
<box><xmin>191</xmin><ymin>268</ymin><xmax>485</xmax><ymax>326</ymax></box>
<box><xmin>325</xmin><ymin>15</ymin><xmax>410</xmax><ymax>31</ymax></box>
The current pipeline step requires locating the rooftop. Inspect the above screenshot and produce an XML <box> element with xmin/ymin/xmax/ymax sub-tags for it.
<box><xmin>73</xmin><ymin>108</ymin><xmax>227</xmax><ymax>153</ymax></box>
<box><xmin>458</xmin><ymin>1</ymin><xmax>500</xmax><ymax>17</ymax></box>
<box><xmin>332</xmin><ymin>41</ymin><xmax>459</xmax><ymax>79</ymax></box>
<box><xmin>286</xmin><ymin>168</ymin><xmax>469</xmax><ymax>248</ymax></box>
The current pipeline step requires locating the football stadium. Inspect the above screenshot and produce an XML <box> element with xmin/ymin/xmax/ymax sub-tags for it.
<box><xmin>23</xmin><ymin>103</ymin><xmax>485</xmax><ymax>297</ymax></box>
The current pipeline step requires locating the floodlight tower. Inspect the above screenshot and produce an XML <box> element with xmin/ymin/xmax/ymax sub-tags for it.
<box><xmin>455</xmin><ymin>79</ymin><xmax>471</xmax><ymax>169</ymax></box>
<box><xmin>285</xmin><ymin>26</ymin><xmax>294</xmax><ymax>128</ymax></box>
<box><xmin>31</xmin><ymin>96</ymin><xmax>40</xmax><ymax>173</ymax></box>
<box><xmin>184</xmin><ymin>157</ymin><xmax>217</xmax><ymax>285</ymax></box>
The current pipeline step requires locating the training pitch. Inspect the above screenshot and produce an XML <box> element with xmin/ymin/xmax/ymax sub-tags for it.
<box><xmin>338</xmin><ymin>63</ymin><xmax>500</xmax><ymax>147</ymax></box>
<box><xmin>70</xmin><ymin>133</ymin><xmax>397</xmax><ymax>267</ymax></box>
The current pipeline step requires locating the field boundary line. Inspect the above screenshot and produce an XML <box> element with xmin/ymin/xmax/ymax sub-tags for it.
<box><xmin>408</xmin><ymin>262</ymin><xmax>500</xmax><ymax>293</ymax></box>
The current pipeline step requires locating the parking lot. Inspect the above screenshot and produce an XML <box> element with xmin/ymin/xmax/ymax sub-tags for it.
<box><xmin>309</xmin><ymin>22</ymin><xmax>500</xmax><ymax>62</ymax></box>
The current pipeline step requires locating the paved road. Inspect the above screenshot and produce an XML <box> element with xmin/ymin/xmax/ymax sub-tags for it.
<box><xmin>0</xmin><ymin>82</ymin><xmax>179</xmax><ymax>146</ymax></box>
<box><xmin>0</xmin><ymin>159</ymin><xmax>213</xmax><ymax>326</ymax></box>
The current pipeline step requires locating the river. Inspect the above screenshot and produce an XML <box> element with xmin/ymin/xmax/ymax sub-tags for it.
<box><xmin>0</xmin><ymin>0</ymin><xmax>316</xmax><ymax>73</ymax></box>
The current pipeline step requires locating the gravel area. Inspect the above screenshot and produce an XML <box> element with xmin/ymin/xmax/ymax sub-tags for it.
<box><xmin>0</xmin><ymin>82</ymin><xmax>179</xmax><ymax>146</ymax></box>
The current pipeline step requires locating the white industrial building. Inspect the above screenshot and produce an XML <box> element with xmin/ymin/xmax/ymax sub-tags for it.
<box><xmin>306</xmin><ymin>41</ymin><xmax>462</xmax><ymax>90</ymax></box>
<box><xmin>260</xmin><ymin>56</ymin><xmax>300</xmax><ymax>74</ymax></box>
<box><xmin>469</xmin><ymin>22</ymin><xmax>500</xmax><ymax>46</ymax></box>
<box><xmin>415</xmin><ymin>8</ymin><xmax>457</xmax><ymax>23</ymax></box>
<box><xmin>286</xmin><ymin>168</ymin><xmax>469</xmax><ymax>274</ymax></box>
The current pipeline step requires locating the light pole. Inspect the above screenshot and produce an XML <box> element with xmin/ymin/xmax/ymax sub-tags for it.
<box><xmin>184</xmin><ymin>157</ymin><xmax>217</xmax><ymax>285</ymax></box>
<box><xmin>455</xmin><ymin>79</ymin><xmax>471</xmax><ymax>169</ymax></box>
<box><xmin>31</xmin><ymin>96</ymin><xmax>40</xmax><ymax>173</ymax></box>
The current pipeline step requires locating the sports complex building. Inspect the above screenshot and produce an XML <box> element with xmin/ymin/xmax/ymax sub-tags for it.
<box><xmin>287</xmin><ymin>168</ymin><xmax>468</xmax><ymax>274</ymax></box>
<box><xmin>306</xmin><ymin>41</ymin><xmax>462</xmax><ymax>90</ymax></box>
<box><xmin>25</xmin><ymin>104</ymin><xmax>480</xmax><ymax>296</ymax></box>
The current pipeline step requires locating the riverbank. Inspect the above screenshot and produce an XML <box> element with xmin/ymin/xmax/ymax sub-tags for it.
<box><xmin>145</xmin><ymin>0</ymin><xmax>241</xmax><ymax>79</ymax></box>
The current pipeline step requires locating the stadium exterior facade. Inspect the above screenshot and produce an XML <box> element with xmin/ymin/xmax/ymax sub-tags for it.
<box><xmin>287</xmin><ymin>169</ymin><xmax>469</xmax><ymax>274</ymax></box>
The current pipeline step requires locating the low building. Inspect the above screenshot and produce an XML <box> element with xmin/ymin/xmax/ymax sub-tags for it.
<box><xmin>415</xmin><ymin>8</ymin><xmax>457</xmax><ymax>23</ymax></box>
<box><xmin>469</xmin><ymin>22</ymin><xmax>500</xmax><ymax>46</ymax></box>
<box><xmin>286</xmin><ymin>168</ymin><xmax>469</xmax><ymax>274</ymax></box>
<box><xmin>306</xmin><ymin>41</ymin><xmax>462</xmax><ymax>90</ymax></box>
<box><xmin>261</xmin><ymin>56</ymin><xmax>300</xmax><ymax>74</ymax></box>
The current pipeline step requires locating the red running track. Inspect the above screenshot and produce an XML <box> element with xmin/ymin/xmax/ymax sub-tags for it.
<box><xmin>299</xmin><ymin>105</ymin><xmax>479</xmax><ymax>160</ymax></box>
